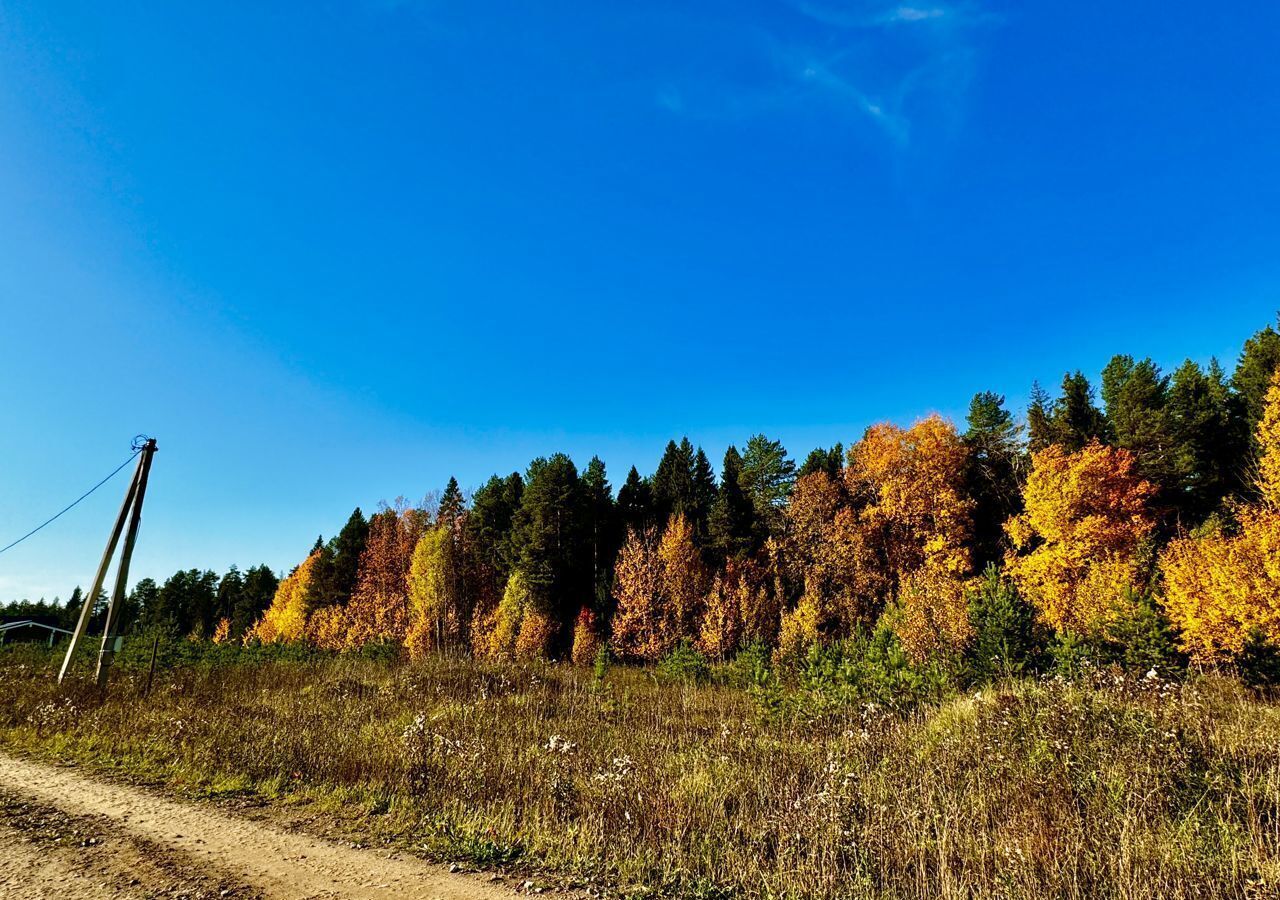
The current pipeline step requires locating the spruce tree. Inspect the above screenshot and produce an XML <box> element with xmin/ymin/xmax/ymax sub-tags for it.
<box><xmin>1026</xmin><ymin>382</ymin><xmax>1054</xmax><ymax>453</ymax></box>
<box><xmin>963</xmin><ymin>392</ymin><xmax>1024</xmax><ymax>569</ymax></box>
<box><xmin>438</xmin><ymin>477</ymin><xmax>465</xmax><ymax>526</ymax></box>
<box><xmin>1102</xmin><ymin>355</ymin><xmax>1175</xmax><ymax>511</ymax></box>
<box><xmin>690</xmin><ymin>447</ymin><xmax>718</xmax><ymax>538</ymax></box>
<box><xmin>1167</xmin><ymin>359</ymin><xmax>1240</xmax><ymax>521</ymax></box>
<box><xmin>1234</xmin><ymin>321</ymin><xmax>1280</xmax><ymax>457</ymax></box>
<box><xmin>739</xmin><ymin>434</ymin><xmax>796</xmax><ymax>536</ymax></box>
<box><xmin>327</xmin><ymin>508</ymin><xmax>369</xmax><ymax>607</ymax></box>
<box><xmin>581</xmin><ymin>456</ymin><xmax>617</xmax><ymax>604</ymax></box>
<box><xmin>707</xmin><ymin>445</ymin><xmax>757</xmax><ymax>562</ymax></box>
<box><xmin>652</xmin><ymin>438</ymin><xmax>696</xmax><ymax>524</ymax></box>
<box><xmin>616</xmin><ymin>466</ymin><xmax>653</xmax><ymax>535</ymax></box>
<box><xmin>510</xmin><ymin>454</ymin><xmax>588</xmax><ymax>647</ymax></box>
<box><xmin>1052</xmin><ymin>371</ymin><xmax>1108</xmax><ymax>451</ymax></box>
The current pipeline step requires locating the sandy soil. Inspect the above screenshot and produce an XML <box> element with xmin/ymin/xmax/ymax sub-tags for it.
<box><xmin>0</xmin><ymin>753</ymin><xmax>519</xmax><ymax>899</ymax></box>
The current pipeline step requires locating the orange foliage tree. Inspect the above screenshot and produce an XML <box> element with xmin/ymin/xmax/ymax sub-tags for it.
<box><xmin>341</xmin><ymin>501</ymin><xmax>426</xmax><ymax>650</ymax></box>
<box><xmin>610</xmin><ymin>527</ymin><xmax>668</xmax><ymax>661</ymax></box>
<box><xmin>1005</xmin><ymin>441</ymin><xmax>1154</xmax><ymax>634</ymax></box>
<box><xmin>888</xmin><ymin>561</ymin><xmax>975</xmax><ymax>664</ymax></box>
<box><xmin>847</xmin><ymin>414</ymin><xmax>974</xmax><ymax>581</ymax></box>
<box><xmin>1161</xmin><ymin>371</ymin><xmax>1280</xmax><ymax>661</ymax></box>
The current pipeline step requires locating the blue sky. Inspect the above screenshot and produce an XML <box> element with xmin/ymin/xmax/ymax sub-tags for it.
<box><xmin>1</xmin><ymin>1</ymin><xmax>1277</xmax><ymax>601</ymax></box>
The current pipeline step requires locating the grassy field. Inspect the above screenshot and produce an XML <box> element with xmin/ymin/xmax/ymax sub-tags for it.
<box><xmin>2</xmin><ymin>641</ymin><xmax>1279</xmax><ymax>899</ymax></box>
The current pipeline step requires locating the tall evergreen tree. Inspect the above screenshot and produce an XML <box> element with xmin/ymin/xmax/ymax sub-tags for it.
<box><xmin>581</xmin><ymin>456</ymin><xmax>617</xmax><ymax>604</ymax></box>
<box><xmin>651</xmin><ymin>438</ymin><xmax>696</xmax><ymax>524</ymax></box>
<box><xmin>215</xmin><ymin>566</ymin><xmax>244</xmax><ymax>626</ymax></box>
<box><xmin>438</xmin><ymin>477</ymin><xmax>465</xmax><ymax>526</ymax></box>
<box><xmin>466</xmin><ymin>473</ymin><xmax>523</xmax><ymax>580</ymax></box>
<box><xmin>1234</xmin><ymin>321</ymin><xmax>1280</xmax><ymax>458</ymax></box>
<box><xmin>1166</xmin><ymin>359</ymin><xmax>1241</xmax><ymax>522</ymax></box>
<box><xmin>1052</xmin><ymin>371</ymin><xmax>1108</xmax><ymax>451</ymax></box>
<box><xmin>1102</xmin><ymin>355</ymin><xmax>1175</xmax><ymax>512</ymax></box>
<box><xmin>1026</xmin><ymin>382</ymin><xmax>1054</xmax><ymax>453</ymax></box>
<box><xmin>739</xmin><ymin>434</ymin><xmax>796</xmax><ymax>537</ymax></box>
<box><xmin>798</xmin><ymin>444</ymin><xmax>843</xmax><ymax>480</ymax></box>
<box><xmin>510</xmin><ymin>454</ymin><xmax>588</xmax><ymax>647</ymax></box>
<box><xmin>232</xmin><ymin>565</ymin><xmax>280</xmax><ymax>639</ymax></box>
<box><xmin>963</xmin><ymin>392</ymin><xmax>1024</xmax><ymax>570</ymax></box>
<box><xmin>690</xmin><ymin>447</ymin><xmax>718</xmax><ymax>538</ymax></box>
<box><xmin>616</xmin><ymin>466</ymin><xmax>653</xmax><ymax>535</ymax></box>
<box><xmin>707</xmin><ymin>445</ymin><xmax>757</xmax><ymax>562</ymax></box>
<box><xmin>326</xmin><ymin>507</ymin><xmax>369</xmax><ymax>607</ymax></box>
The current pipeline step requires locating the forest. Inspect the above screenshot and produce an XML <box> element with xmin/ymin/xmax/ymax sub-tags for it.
<box><xmin>10</xmin><ymin>317</ymin><xmax>1280</xmax><ymax>684</ymax></box>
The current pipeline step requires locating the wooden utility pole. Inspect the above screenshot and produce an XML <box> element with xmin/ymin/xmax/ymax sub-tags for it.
<box><xmin>58</xmin><ymin>438</ymin><xmax>158</xmax><ymax>686</ymax></box>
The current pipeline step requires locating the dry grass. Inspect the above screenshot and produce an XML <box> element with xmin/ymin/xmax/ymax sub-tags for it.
<box><xmin>2</xmin><ymin>643</ymin><xmax>1279</xmax><ymax>899</ymax></box>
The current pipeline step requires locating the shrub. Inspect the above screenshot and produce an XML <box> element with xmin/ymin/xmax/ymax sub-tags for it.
<box><xmin>657</xmin><ymin>640</ymin><xmax>710</xmax><ymax>684</ymax></box>
<box><xmin>965</xmin><ymin>565</ymin><xmax>1046</xmax><ymax>682</ymax></box>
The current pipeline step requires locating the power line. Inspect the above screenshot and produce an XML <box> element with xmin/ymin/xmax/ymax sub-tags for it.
<box><xmin>0</xmin><ymin>451</ymin><xmax>141</xmax><ymax>558</ymax></box>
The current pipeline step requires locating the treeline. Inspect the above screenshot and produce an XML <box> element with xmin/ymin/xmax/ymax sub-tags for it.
<box><xmin>54</xmin><ymin>317</ymin><xmax>1280</xmax><ymax>678</ymax></box>
<box><xmin>0</xmin><ymin>566</ymin><xmax>279</xmax><ymax>641</ymax></box>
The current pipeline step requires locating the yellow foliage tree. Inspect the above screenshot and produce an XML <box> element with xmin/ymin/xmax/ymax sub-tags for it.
<box><xmin>657</xmin><ymin>514</ymin><xmax>707</xmax><ymax>645</ymax></box>
<box><xmin>1005</xmin><ymin>441</ymin><xmax>1154</xmax><ymax>634</ymax></box>
<box><xmin>405</xmin><ymin>525</ymin><xmax>467</xmax><ymax>658</ymax></box>
<box><xmin>889</xmin><ymin>562</ymin><xmax>975</xmax><ymax>664</ymax></box>
<box><xmin>484</xmin><ymin>570</ymin><xmax>531</xmax><ymax>661</ymax></box>
<box><xmin>1161</xmin><ymin>372</ymin><xmax>1280</xmax><ymax>661</ymax></box>
<box><xmin>1258</xmin><ymin>370</ymin><xmax>1280</xmax><ymax>508</ymax></box>
<box><xmin>250</xmin><ymin>552</ymin><xmax>321</xmax><ymax>644</ymax></box>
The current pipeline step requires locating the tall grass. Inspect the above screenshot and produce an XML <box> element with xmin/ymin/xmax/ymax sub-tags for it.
<box><xmin>2</xmin><ymin>641</ymin><xmax>1278</xmax><ymax>899</ymax></box>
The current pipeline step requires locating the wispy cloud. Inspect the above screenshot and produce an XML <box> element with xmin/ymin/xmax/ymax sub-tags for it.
<box><xmin>654</xmin><ymin>1</ymin><xmax>993</xmax><ymax>145</ymax></box>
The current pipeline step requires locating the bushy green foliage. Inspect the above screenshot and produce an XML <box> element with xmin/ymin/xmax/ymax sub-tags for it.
<box><xmin>790</xmin><ymin>626</ymin><xmax>953</xmax><ymax>714</ymax></box>
<box><xmin>656</xmin><ymin>639</ymin><xmax>710</xmax><ymax>683</ymax></box>
<box><xmin>964</xmin><ymin>566</ymin><xmax>1045</xmax><ymax>682</ymax></box>
<box><xmin>1237</xmin><ymin>629</ymin><xmax>1280</xmax><ymax>689</ymax></box>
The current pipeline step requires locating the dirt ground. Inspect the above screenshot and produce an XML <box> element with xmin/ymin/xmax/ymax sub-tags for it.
<box><xmin>0</xmin><ymin>753</ymin><xmax>521</xmax><ymax>899</ymax></box>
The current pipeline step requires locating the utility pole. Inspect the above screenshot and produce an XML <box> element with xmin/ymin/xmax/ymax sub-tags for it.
<box><xmin>58</xmin><ymin>438</ymin><xmax>158</xmax><ymax>686</ymax></box>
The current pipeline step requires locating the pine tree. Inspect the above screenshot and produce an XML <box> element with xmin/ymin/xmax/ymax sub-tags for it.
<box><xmin>510</xmin><ymin>454</ymin><xmax>588</xmax><ymax>650</ymax></box>
<box><xmin>707</xmin><ymin>445</ymin><xmax>756</xmax><ymax>562</ymax></box>
<box><xmin>232</xmin><ymin>565</ymin><xmax>280</xmax><ymax>640</ymax></box>
<box><xmin>798</xmin><ymin>444</ymin><xmax>843</xmax><ymax>480</ymax></box>
<box><xmin>740</xmin><ymin>434</ymin><xmax>796</xmax><ymax>541</ymax></box>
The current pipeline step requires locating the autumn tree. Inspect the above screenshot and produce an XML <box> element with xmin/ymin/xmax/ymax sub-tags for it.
<box><xmin>658</xmin><ymin>514</ymin><xmax>707</xmax><ymax>644</ymax></box>
<box><xmin>1161</xmin><ymin>372</ymin><xmax>1280</xmax><ymax>661</ymax></box>
<box><xmin>848</xmin><ymin>414</ymin><xmax>974</xmax><ymax>583</ymax></box>
<box><xmin>465</xmin><ymin>472</ymin><xmax>523</xmax><ymax>652</ymax></box>
<box><xmin>251</xmin><ymin>552</ymin><xmax>321</xmax><ymax>644</ymax></box>
<box><xmin>405</xmin><ymin>525</ymin><xmax>468</xmax><ymax>657</ymax></box>
<box><xmin>343</xmin><ymin>500</ymin><xmax>426</xmax><ymax>649</ymax></box>
<box><xmin>888</xmin><ymin>561</ymin><xmax>974</xmax><ymax>664</ymax></box>
<box><xmin>609</xmin><ymin>527</ymin><xmax>665</xmax><ymax>661</ymax></box>
<box><xmin>1005</xmin><ymin>442</ymin><xmax>1155</xmax><ymax>634</ymax></box>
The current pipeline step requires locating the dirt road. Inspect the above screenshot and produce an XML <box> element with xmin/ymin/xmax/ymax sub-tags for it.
<box><xmin>0</xmin><ymin>753</ymin><xmax>518</xmax><ymax>899</ymax></box>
